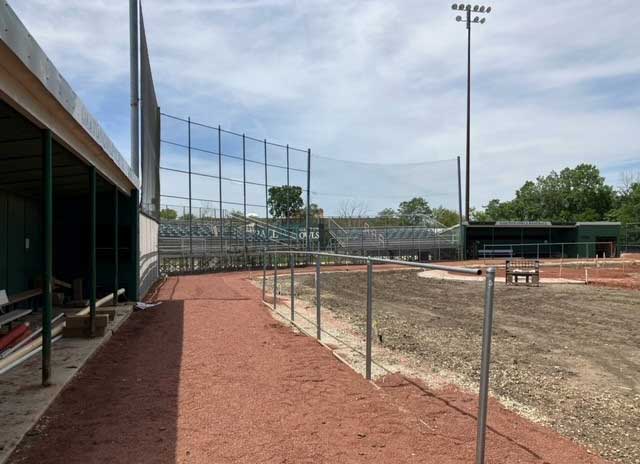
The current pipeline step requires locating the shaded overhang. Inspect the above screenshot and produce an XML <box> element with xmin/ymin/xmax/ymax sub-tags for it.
<box><xmin>0</xmin><ymin>2</ymin><xmax>138</xmax><ymax>195</ymax></box>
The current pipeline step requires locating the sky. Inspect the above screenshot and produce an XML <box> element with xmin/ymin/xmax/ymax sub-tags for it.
<box><xmin>9</xmin><ymin>0</ymin><xmax>640</xmax><ymax>216</ymax></box>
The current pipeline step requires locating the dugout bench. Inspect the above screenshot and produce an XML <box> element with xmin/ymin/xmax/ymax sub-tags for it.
<box><xmin>505</xmin><ymin>259</ymin><xmax>540</xmax><ymax>286</ymax></box>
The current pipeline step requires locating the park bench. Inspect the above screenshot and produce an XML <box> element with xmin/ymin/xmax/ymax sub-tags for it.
<box><xmin>478</xmin><ymin>248</ymin><xmax>513</xmax><ymax>259</ymax></box>
<box><xmin>505</xmin><ymin>259</ymin><xmax>540</xmax><ymax>286</ymax></box>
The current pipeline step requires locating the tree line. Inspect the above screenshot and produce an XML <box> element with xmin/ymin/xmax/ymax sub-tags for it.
<box><xmin>159</xmin><ymin>164</ymin><xmax>639</xmax><ymax>227</ymax></box>
<box><xmin>472</xmin><ymin>164</ymin><xmax>639</xmax><ymax>224</ymax></box>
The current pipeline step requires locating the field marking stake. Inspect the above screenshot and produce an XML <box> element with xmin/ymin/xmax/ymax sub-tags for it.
<box><xmin>476</xmin><ymin>266</ymin><xmax>496</xmax><ymax>464</ymax></box>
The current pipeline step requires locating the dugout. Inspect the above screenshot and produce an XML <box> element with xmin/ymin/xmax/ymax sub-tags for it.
<box><xmin>462</xmin><ymin>221</ymin><xmax>621</xmax><ymax>259</ymax></box>
<box><xmin>0</xmin><ymin>3</ymin><xmax>144</xmax><ymax>385</ymax></box>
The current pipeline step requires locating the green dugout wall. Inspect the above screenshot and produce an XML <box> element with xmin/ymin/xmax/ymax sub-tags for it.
<box><xmin>462</xmin><ymin>222</ymin><xmax>621</xmax><ymax>259</ymax></box>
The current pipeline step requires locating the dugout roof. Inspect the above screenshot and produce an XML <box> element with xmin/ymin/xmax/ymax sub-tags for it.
<box><xmin>0</xmin><ymin>2</ymin><xmax>138</xmax><ymax>195</ymax></box>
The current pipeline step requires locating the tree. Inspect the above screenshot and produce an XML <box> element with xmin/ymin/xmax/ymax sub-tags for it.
<box><xmin>160</xmin><ymin>208</ymin><xmax>177</xmax><ymax>220</ymax></box>
<box><xmin>292</xmin><ymin>203</ymin><xmax>324</xmax><ymax>219</ymax></box>
<box><xmin>398</xmin><ymin>197</ymin><xmax>432</xmax><ymax>225</ymax></box>
<box><xmin>432</xmin><ymin>206</ymin><xmax>460</xmax><ymax>227</ymax></box>
<box><xmin>268</xmin><ymin>185</ymin><xmax>304</xmax><ymax>219</ymax></box>
<box><xmin>473</xmin><ymin>164</ymin><xmax>615</xmax><ymax>222</ymax></box>
<box><xmin>609</xmin><ymin>182</ymin><xmax>640</xmax><ymax>224</ymax></box>
<box><xmin>377</xmin><ymin>208</ymin><xmax>396</xmax><ymax>218</ymax></box>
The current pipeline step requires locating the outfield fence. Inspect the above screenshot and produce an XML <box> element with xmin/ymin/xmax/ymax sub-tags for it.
<box><xmin>259</xmin><ymin>250</ymin><xmax>495</xmax><ymax>464</ymax></box>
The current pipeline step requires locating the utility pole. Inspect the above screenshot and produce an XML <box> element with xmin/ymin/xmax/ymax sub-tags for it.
<box><xmin>452</xmin><ymin>3</ymin><xmax>491</xmax><ymax>221</ymax></box>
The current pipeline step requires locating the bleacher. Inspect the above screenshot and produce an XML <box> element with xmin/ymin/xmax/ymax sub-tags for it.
<box><xmin>329</xmin><ymin>225</ymin><xmax>449</xmax><ymax>251</ymax></box>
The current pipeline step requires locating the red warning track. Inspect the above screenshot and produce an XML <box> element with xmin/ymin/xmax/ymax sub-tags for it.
<box><xmin>9</xmin><ymin>273</ymin><xmax>609</xmax><ymax>463</ymax></box>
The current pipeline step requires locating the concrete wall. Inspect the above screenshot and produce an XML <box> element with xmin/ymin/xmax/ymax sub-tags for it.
<box><xmin>139</xmin><ymin>212</ymin><xmax>159</xmax><ymax>299</ymax></box>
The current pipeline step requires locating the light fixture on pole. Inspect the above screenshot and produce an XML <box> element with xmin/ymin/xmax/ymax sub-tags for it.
<box><xmin>451</xmin><ymin>3</ymin><xmax>491</xmax><ymax>222</ymax></box>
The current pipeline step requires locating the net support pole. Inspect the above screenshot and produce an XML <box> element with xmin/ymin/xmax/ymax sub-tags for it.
<box><xmin>188</xmin><ymin>117</ymin><xmax>193</xmax><ymax>271</ymax></box>
<box><xmin>242</xmin><ymin>134</ymin><xmax>247</xmax><ymax>268</ymax></box>
<box><xmin>262</xmin><ymin>249</ymin><xmax>266</xmax><ymax>301</ymax></box>
<box><xmin>113</xmin><ymin>186</ymin><xmax>119</xmax><ymax>305</ymax></box>
<box><xmin>290</xmin><ymin>254</ymin><xmax>295</xmax><ymax>321</ymax></box>
<box><xmin>476</xmin><ymin>267</ymin><xmax>496</xmax><ymax>464</ymax></box>
<box><xmin>273</xmin><ymin>257</ymin><xmax>278</xmax><ymax>310</ymax></box>
<box><xmin>218</xmin><ymin>126</ymin><xmax>223</xmax><ymax>258</ymax></box>
<box><xmin>457</xmin><ymin>155</ymin><xmax>464</xmax><ymax>260</ymax></box>
<box><xmin>129</xmin><ymin>0</ymin><xmax>139</xmax><ymax>176</ymax></box>
<box><xmin>366</xmin><ymin>259</ymin><xmax>373</xmax><ymax>380</ymax></box>
<box><xmin>264</xmin><ymin>140</ymin><xmax>269</xmax><ymax>248</ymax></box>
<box><xmin>306</xmin><ymin>149</ymin><xmax>311</xmax><ymax>259</ymax></box>
<box><xmin>316</xmin><ymin>254</ymin><xmax>321</xmax><ymax>340</ymax></box>
<box><xmin>41</xmin><ymin>129</ymin><xmax>53</xmax><ymax>386</ymax></box>
<box><xmin>89</xmin><ymin>165</ymin><xmax>97</xmax><ymax>337</ymax></box>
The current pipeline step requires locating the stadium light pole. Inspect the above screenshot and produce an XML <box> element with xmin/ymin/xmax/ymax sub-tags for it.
<box><xmin>451</xmin><ymin>3</ymin><xmax>491</xmax><ymax>221</ymax></box>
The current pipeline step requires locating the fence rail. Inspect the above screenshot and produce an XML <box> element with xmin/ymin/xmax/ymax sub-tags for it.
<box><xmin>480</xmin><ymin>241</ymin><xmax>616</xmax><ymax>260</ymax></box>
<box><xmin>260</xmin><ymin>250</ymin><xmax>495</xmax><ymax>464</ymax></box>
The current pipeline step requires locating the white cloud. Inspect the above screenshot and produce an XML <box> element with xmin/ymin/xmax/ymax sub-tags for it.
<box><xmin>8</xmin><ymin>0</ymin><xmax>640</xmax><ymax>213</ymax></box>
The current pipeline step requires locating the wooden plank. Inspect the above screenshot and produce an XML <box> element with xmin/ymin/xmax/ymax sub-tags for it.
<box><xmin>0</xmin><ymin>309</ymin><xmax>32</xmax><ymax>327</ymax></box>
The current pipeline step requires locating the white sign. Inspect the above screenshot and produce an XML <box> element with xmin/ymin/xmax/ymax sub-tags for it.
<box><xmin>0</xmin><ymin>290</ymin><xmax>8</xmax><ymax>306</ymax></box>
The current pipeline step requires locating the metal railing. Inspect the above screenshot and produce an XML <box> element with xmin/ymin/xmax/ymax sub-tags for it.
<box><xmin>260</xmin><ymin>250</ymin><xmax>496</xmax><ymax>464</ymax></box>
<box><xmin>480</xmin><ymin>241</ymin><xmax>616</xmax><ymax>260</ymax></box>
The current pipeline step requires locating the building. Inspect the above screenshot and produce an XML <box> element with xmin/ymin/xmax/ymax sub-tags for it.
<box><xmin>0</xmin><ymin>3</ymin><xmax>158</xmax><ymax>383</ymax></box>
<box><xmin>462</xmin><ymin>221</ymin><xmax>621</xmax><ymax>259</ymax></box>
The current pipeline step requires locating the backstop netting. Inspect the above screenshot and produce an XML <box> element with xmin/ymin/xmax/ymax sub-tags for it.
<box><xmin>158</xmin><ymin>112</ymin><xmax>462</xmax><ymax>272</ymax></box>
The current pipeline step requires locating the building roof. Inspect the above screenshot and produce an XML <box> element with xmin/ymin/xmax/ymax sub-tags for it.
<box><xmin>465</xmin><ymin>221</ymin><xmax>621</xmax><ymax>228</ymax></box>
<box><xmin>0</xmin><ymin>2</ymin><xmax>138</xmax><ymax>192</ymax></box>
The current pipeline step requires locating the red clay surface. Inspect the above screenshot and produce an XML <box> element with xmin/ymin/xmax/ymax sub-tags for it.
<box><xmin>9</xmin><ymin>273</ymin><xmax>609</xmax><ymax>463</ymax></box>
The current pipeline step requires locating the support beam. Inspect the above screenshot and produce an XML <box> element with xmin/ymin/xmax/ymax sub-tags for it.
<box><xmin>113</xmin><ymin>187</ymin><xmax>119</xmax><ymax>305</ymax></box>
<box><xmin>89</xmin><ymin>166</ymin><xmax>97</xmax><ymax>337</ymax></box>
<box><xmin>41</xmin><ymin>129</ymin><xmax>53</xmax><ymax>386</ymax></box>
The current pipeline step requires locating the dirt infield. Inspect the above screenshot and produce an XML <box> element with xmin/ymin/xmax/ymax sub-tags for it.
<box><xmin>8</xmin><ymin>273</ymin><xmax>610</xmax><ymax>463</ymax></box>
<box><xmin>440</xmin><ymin>258</ymin><xmax>640</xmax><ymax>290</ymax></box>
<box><xmin>287</xmin><ymin>270</ymin><xmax>639</xmax><ymax>463</ymax></box>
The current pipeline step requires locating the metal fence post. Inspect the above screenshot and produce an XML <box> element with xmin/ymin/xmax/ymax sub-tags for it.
<box><xmin>290</xmin><ymin>254</ymin><xmax>295</xmax><ymax>321</ymax></box>
<box><xmin>316</xmin><ymin>254</ymin><xmax>321</xmax><ymax>340</ymax></box>
<box><xmin>242</xmin><ymin>134</ymin><xmax>247</xmax><ymax>268</ymax></box>
<box><xmin>476</xmin><ymin>267</ymin><xmax>496</xmax><ymax>464</ymax></box>
<box><xmin>218</xmin><ymin>125</ymin><xmax>224</xmax><ymax>257</ymax></box>
<box><xmin>273</xmin><ymin>255</ymin><xmax>278</xmax><ymax>310</ymax></box>
<box><xmin>188</xmin><ymin>117</ymin><xmax>193</xmax><ymax>272</ymax></box>
<box><xmin>262</xmin><ymin>249</ymin><xmax>267</xmax><ymax>301</ymax></box>
<box><xmin>366</xmin><ymin>259</ymin><xmax>373</xmax><ymax>380</ymax></box>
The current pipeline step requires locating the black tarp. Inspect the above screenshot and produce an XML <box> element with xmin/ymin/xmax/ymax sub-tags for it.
<box><xmin>140</xmin><ymin>7</ymin><xmax>160</xmax><ymax>219</ymax></box>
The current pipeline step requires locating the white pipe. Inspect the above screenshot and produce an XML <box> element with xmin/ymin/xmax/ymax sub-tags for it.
<box><xmin>0</xmin><ymin>323</ymin><xmax>64</xmax><ymax>372</ymax></box>
<box><xmin>76</xmin><ymin>288</ymin><xmax>125</xmax><ymax>316</ymax></box>
<box><xmin>0</xmin><ymin>314</ymin><xmax>64</xmax><ymax>360</ymax></box>
<box><xmin>0</xmin><ymin>335</ymin><xmax>62</xmax><ymax>376</ymax></box>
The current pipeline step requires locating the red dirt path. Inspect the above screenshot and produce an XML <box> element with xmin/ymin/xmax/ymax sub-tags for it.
<box><xmin>9</xmin><ymin>273</ymin><xmax>609</xmax><ymax>463</ymax></box>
